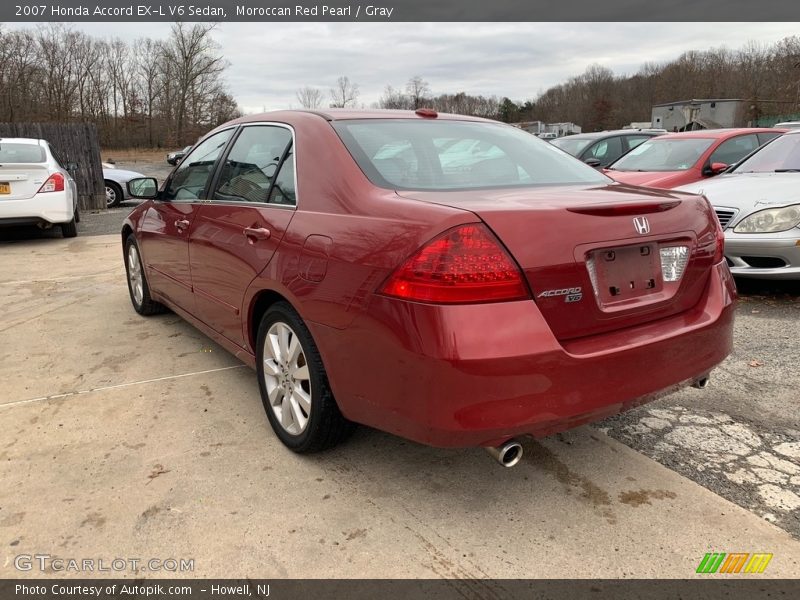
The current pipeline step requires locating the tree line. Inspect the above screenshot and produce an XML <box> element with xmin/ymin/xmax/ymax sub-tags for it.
<box><xmin>297</xmin><ymin>36</ymin><xmax>800</xmax><ymax>131</ymax></box>
<box><xmin>0</xmin><ymin>23</ymin><xmax>240</xmax><ymax>149</ymax></box>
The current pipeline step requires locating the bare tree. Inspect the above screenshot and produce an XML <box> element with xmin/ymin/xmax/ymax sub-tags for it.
<box><xmin>329</xmin><ymin>76</ymin><xmax>359</xmax><ymax>108</ymax></box>
<box><xmin>296</xmin><ymin>86</ymin><xmax>323</xmax><ymax>109</ymax></box>
<box><xmin>406</xmin><ymin>75</ymin><xmax>430</xmax><ymax>109</ymax></box>
<box><xmin>379</xmin><ymin>85</ymin><xmax>412</xmax><ymax>109</ymax></box>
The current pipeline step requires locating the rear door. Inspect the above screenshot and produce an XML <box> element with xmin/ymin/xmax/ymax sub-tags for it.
<box><xmin>188</xmin><ymin>124</ymin><xmax>296</xmax><ymax>347</ymax></box>
<box><xmin>138</xmin><ymin>128</ymin><xmax>235</xmax><ymax>312</ymax></box>
<box><xmin>0</xmin><ymin>142</ymin><xmax>50</xmax><ymax>199</ymax></box>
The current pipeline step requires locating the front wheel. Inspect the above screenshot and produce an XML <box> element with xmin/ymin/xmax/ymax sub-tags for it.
<box><xmin>256</xmin><ymin>302</ymin><xmax>354</xmax><ymax>453</ymax></box>
<box><xmin>105</xmin><ymin>181</ymin><xmax>123</xmax><ymax>208</ymax></box>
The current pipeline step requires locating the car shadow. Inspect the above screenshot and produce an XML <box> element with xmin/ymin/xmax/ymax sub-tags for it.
<box><xmin>0</xmin><ymin>226</ymin><xmax>64</xmax><ymax>242</ymax></box>
<box><xmin>734</xmin><ymin>277</ymin><xmax>800</xmax><ymax>299</ymax></box>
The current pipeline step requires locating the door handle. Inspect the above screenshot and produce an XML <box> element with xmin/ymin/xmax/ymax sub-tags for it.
<box><xmin>243</xmin><ymin>227</ymin><xmax>271</xmax><ymax>242</ymax></box>
<box><xmin>175</xmin><ymin>219</ymin><xmax>190</xmax><ymax>231</ymax></box>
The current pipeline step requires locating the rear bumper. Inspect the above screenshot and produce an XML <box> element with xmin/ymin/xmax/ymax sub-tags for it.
<box><xmin>724</xmin><ymin>233</ymin><xmax>800</xmax><ymax>279</ymax></box>
<box><xmin>0</xmin><ymin>192</ymin><xmax>73</xmax><ymax>225</ymax></box>
<box><xmin>311</xmin><ymin>261</ymin><xmax>736</xmax><ymax>448</ymax></box>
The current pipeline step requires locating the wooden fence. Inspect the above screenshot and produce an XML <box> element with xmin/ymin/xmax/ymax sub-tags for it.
<box><xmin>0</xmin><ymin>122</ymin><xmax>105</xmax><ymax>210</ymax></box>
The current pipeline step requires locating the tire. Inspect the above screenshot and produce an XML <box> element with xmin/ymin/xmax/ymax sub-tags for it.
<box><xmin>124</xmin><ymin>235</ymin><xmax>166</xmax><ymax>316</ymax></box>
<box><xmin>105</xmin><ymin>181</ymin><xmax>123</xmax><ymax>208</ymax></box>
<box><xmin>61</xmin><ymin>216</ymin><xmax>78</xmax><ymax>238</ymax></box>
<box><xmin>256</xmin><ymin>302</ymin><xmax>354</xmax><ymax>453</ymax></box>
<box><xmin>74</xmin><ymin>204</ymin><xmax>80</xmax><ymax>223</ymax></box>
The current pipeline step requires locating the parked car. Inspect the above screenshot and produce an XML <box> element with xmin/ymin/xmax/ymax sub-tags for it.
<box><xmin>675</xmin><ymin>130</ymin><xmax>800</xmax><ymax>279</ymax></box>
<box><xmin>166</xmin><ymin>145</ymin><xmax>192</xmax><ymax>165</ymax></box>
<box><xmin>551</xmin><ymin>129</ymin><xmax>663</xmax><ymax>167</ymax></box>
<box><xmin>102</xmin><ymin>162</ymin><xmax>146</xmax><ymax>208</ymax></box>
<box><xmin>606</xmin><ymin>128</ymin><xmax>783</xmax><ymax>189</ymax></box>
<box><xmin>121</xmin><ymin>109</ymin><xmax>734</xmax><ymax>464</ymax></box>
<box><xmin>536</xmin><ymin>132</ymin><xmax>558</xmax><ymax>140</ymax></box>
<box><xmin>0</xmin><ymin>138</ymin><xmax>79</xmax><ymax>237</ymax></box>
<box><xmin>773</xmin><ymin>121</ymin><xmax>800</xmax><ymax>129</ymax></box>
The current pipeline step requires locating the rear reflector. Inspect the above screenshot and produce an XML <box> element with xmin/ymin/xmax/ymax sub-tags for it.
<box><xmin>659</xmin><ymin>246</ymin><xmax>689</xmax><ymax>282</ymax></box>
<box><xmin>38</xmin><ymin>172</ymin><xmax>65</xmax><ymax>193</ymax></box>
<box><xmin>380</xmin><ymin>224</ymin><xmax>529</xmax><ymax>304</ymax></box>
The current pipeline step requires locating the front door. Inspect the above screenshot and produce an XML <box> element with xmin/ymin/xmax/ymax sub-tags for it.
<box><xmin>138</xmin><ymin>128</ymin><xmax>235</xmax><ymax>312</ymax></box>
<box><xmin>189</xmin><ymin>124</ymin><xmax>297</xmax><ymax>347</ymax></box>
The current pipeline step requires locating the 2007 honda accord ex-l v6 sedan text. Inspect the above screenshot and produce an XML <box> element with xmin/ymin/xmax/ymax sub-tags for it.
<box><xmin>121</xmin><ymin>109</ymin><xmax>736</xmax><ymax>466</ymax></box>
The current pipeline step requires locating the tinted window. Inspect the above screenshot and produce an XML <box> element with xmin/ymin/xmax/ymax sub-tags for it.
<box><xmin>164</xmin><ymin>129</ymin><xmax>234</xmax><ymax>201</ymax></box>
<box><xmin>756</xmin><ymin>132</ymin><xmax>781</xmax><ymax>146</ymax></box>
<box><xmin>213</xmin><ymin>126</ymin><xmax>292</xmax><ymax>204</ymax></box>
<box><xmin>610</xmin><ymin>138</ymin><xmax>715</xmax><ymax>172</ymax></box>
<box><xmin>584</xmin><ymin>136</ymin><xmax>623</xmax><ymax>164</ymax></box>
<box><xmin>0</xmin><ymin>143</ymin><xmax>45</xmax><ymax>163</ymax></box>
<box><xmin>623</xmin><ymin>135</ymin><xmax>653</xmax><ymax>151</ymax></box>
<box><xmin>551</xmin><ymin>137</ymin><xmax>594</xmax><ymax>157</ymax></box>
<box><xmin>709</xmin><ymin>134</ymin><xmax>759</xmax><ymax>166</ymax></box>
<box><xmin>733</xmin><ymin>133</ymin><xmax>800</xmax><ymax>173</ymax></box>
<box><xmin>333</xmin><ymin>120</ymin><xmax>609</xmax><ymax>191</ymax></box>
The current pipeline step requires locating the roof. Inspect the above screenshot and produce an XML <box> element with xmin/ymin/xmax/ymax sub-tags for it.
<box><xmin>649</xmin><ymin>127</ymin><xmax>780</xmax><ymax>139</ymax></box>
<box><xmin>555</xmin><ymin>129</ymin><xmax>662</xmax><ymax>140</ymax></box>
<box><xmin>652</xmin><ymin>99</ymin><xmax>745</xmax><ymax>107</ymax></box>
<box><xmin>233</xmin><ymin>108</ymin><xmax>491</xmax><ymax>124</ymax></box>
<box><xmin>0</xmin><ymin>137</ymin><xmax>45</xmax><ymax>144</ymax></box>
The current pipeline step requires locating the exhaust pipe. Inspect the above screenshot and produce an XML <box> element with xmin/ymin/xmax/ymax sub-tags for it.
<box><xmin>485</xmin><ymin>439</ymin><xmax>524</xmax><ymax>467</ymax></box>
<box><xmin>692</xmin><ymin>375</ymin><xmax>710</xmax><ymax>389</ymax></box>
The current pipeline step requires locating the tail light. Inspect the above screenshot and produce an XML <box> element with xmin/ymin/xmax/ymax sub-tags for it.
<box><xmin>38</xmin><ymin>173</ymin><xmax>65</xmax><ymax>193</ymax></box>
<box><xmin>379</xmin><ymin>223</ymin><xmax>530</xmax><ymax>304</ymax></box>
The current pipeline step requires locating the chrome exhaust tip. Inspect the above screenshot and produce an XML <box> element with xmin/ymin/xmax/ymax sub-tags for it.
<box><xmin>692</xmin><ymin>375</ymin><xmax>710</xmax><ymax>389</ymax></box>
<box><xmin>485</xmin><ymin>440</ymin><xmax>524</xmax><ymax>467</ymax></box>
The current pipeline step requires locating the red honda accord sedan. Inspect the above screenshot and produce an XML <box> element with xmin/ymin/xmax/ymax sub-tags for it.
<box><xmin>121</xmin><ymin>109</ymin><xmax>736</xmax><ymax>466</ymax></box>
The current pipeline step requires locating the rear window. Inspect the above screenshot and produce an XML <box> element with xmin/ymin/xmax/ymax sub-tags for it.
<box><xmin>0</xmin><ymin>143</ymin><xmax>46</xmax><ymax>163</ymax></box>
<box><xmin>332</xmin><ymin>119</ymin><xmax>609</xmax><ymax>191</ymax></box>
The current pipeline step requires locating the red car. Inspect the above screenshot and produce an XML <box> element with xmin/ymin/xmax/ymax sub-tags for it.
<box><xmin>122</xmin><ymin>109</ymin><xmax>735</xmax><ymax>466</ymax></box>
<box><xmin>606</xmin><ymin>128</ymin><xmax>783</xmax><ymax>189</ymax></box>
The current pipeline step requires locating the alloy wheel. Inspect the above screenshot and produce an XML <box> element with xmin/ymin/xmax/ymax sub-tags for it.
<box><xmin>262</xmin><ymin>322</ymin><xmax>312</xmax><ymax>435</ymax></box>
<box><xmin>105</xmin><ymin>185</ymin><xmax>116</xmax><ymax>207</ymax></box>
<box><xmin>127</xmin><ymin>244</ymin><xmax>144</xmax><ymax>306</ymax></box>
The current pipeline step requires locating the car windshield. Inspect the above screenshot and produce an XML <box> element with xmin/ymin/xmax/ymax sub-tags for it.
<box><xmin>733</xmin><ymin>134</ymin><xmax>800</xmax><ymax>173</ymax></box>
<box><xmin>0</xmin><ymin>143</ymin><xmax>46</xmax><ymax>163</ymax></box>
<box><xmin>332</xmin><ymin>119</ymin><xmax>610</xmax><ymax>191</ymax></box>
<box><xmin>609</xmin><ymin>138</ymin><xmax>714</xmax><ymax>172</ymax></box>
<box><xmin>550</xmin><ymin>137</ymin><xmax>594</xmax><ymax>156</ymax></box>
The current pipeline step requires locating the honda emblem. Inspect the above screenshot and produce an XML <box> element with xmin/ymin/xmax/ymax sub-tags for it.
<box><xmin>633</xmin><ymin>216</ymin><xmax>650</xmax><ymax>235</ymax></box>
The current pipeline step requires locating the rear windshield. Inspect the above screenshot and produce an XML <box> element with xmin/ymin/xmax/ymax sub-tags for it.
<box><xmin>733</xmin><ymin>133</ymin><xmax>800</xmax><ymax>173</ymax></box>
<box><xmin>332</xmin><ymin>119</ymin><xmax>610</xmax><ymax>191</ymax></box>
<box><xmin>609</xmin><ymin>138</ymin><xmax>714</xmax><ymax>172</ymax></box>
<box><xmin>0</xmin><ymin>143</ymin><xmax>46</xmax><ymax>163</ymax></box>
<box><xmin>550</xmin><ymin>137</ymin><xmax>594</xmax><ymax>157</ymax></box>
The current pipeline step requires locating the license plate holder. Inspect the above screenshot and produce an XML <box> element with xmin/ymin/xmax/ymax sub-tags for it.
<box><xmin>591</xmin><ymin>243</ymin><xmax>662</xmax><ymax>304</ymax></box>
<box><xmin>0</xmin><ymin>182</ymin><xmax>10</xmax><ymax>194</ymax></box>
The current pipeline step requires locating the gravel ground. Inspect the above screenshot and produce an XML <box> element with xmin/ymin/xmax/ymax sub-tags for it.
<box><xmin>3</xmin><ymin>158</ymin><xmax>799</xmax><ymax>539</ymax></box>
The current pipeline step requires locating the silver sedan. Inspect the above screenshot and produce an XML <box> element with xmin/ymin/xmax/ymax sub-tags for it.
<box><xmin>103</xmin><ymin>163</ymin><xmax>146</xmax><ymax>208</ymax></box>
<box><xmin>677</xmin><ymin>130</ymin><xmax>800</xmax><ymax>279</ymax></box>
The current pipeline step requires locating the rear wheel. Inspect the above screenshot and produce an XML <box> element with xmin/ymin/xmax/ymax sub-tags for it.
<box><xmin>256</xmin><ymin>302</ymin><xmax>354</xmax><ymax>453</ymax></box>
<box><xmin>105</xmin><ymin>181</ymin><xmax>123</xmax><ymax>208</ymax></box>
<box><xmin>61</xmin><ymin>215</ymin><xmax>77</xmax><ymax>238</ymax></box>
<box><xmin>124</xmin><ymin>235</ymin><xmax>166</xmax><ymax>316</ymax></box>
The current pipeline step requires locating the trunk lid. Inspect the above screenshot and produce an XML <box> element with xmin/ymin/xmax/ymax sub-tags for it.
<box><xmin>398</xmin><ymin>183</ymin><xmax>720</xmax><ymax>341</ymax></box>
<box><xmin>0</xmin><ymin>164</ymin><xmax>51</xmax><ymax>200</ymax></box>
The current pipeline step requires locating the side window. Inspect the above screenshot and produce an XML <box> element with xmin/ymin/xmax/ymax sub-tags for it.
<box><xmin>49</xmin><ymin>146</ymin><xmax>66</xmax><ymax>169</ymax></box>
<box><xmin>709</xmin><ymin>134</ymin><xmax>759</xmax><ymax>166</ymax></box>
<box><xmin>163</xmin><ymin>129</ymin><xmax>234</xmax><ymax>201</ymax></box>
<box><xmin>213</xmin><ymin>126</ymin><xmax>292</xmax><ymax>204</ymax></box>
<box><xmin>586</xmin><ymin>137</ymin><xmax>623</xmax><ymax>163</ymax></box>
<box><xmin>624</xmin><ymin>135</ymin><xmax>652</xmax><ymax>152</ymax></box>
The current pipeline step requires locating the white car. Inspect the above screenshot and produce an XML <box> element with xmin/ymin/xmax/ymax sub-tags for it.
<box><xmin>102</xmin><ymin>162</ymin><xmax>146</xmax><ymax>208</ymax></box>
<box><xmin>676</xmin><ymin>130</ymin><xmax>800</xmax><ymax>279</ymax></box>
<box><xmin>0</xmin><ymin>138</ymin><xmax>79</xmax><ymax>237</ymax></box>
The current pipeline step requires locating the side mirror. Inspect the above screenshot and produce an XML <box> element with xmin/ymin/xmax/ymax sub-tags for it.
<box><xmin>704</xmin><ymin>162</ymin><xmax>729</xmax><ymax>176</ymax></box>
<box><xmin>66</xmin><ymin>162</ymin><xmax>79</xmax><ymax>171</ymax></box>
<box><xmin>127</xmin><ymin>177</ymin><xmax>159</xmax><ymax>199</ymax></box>
<box><xmin>584</xmin><ymin>157</ymin><xmax>602</xmax><ymax>168</ymax></box>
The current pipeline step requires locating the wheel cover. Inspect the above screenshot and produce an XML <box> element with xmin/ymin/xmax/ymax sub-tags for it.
<box><xmin>263</xmin><ymin>322</ymin><xmax>312</xmax><ymax>435</ymax></box>
<box><xmin>105</xmin><ymin>185</ymin><xmax>116</xmax><ymax>206</ymax></box>
<box><xmin>127</xmin><ymin>245</ymin><xmax>144</xmax><ymax>306</ymax></box>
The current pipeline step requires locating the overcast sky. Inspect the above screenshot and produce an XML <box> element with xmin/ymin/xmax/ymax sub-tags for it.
<box><xmin>16</xmin><ymin>22</ymin><xmax>800</xmax><ymax>113</ymax></box>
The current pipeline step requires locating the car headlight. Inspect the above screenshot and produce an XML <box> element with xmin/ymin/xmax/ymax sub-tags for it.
<box><xmin>733</xmin><ymin>204</ymin><xmax>800</xmax><ymax>233</ymax></box>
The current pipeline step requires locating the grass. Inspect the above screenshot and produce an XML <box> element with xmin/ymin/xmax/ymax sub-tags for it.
<box><xmin>100</xmin><ymin>148</ymin><xmax>170</xmax><ymax>164</ymax></box>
